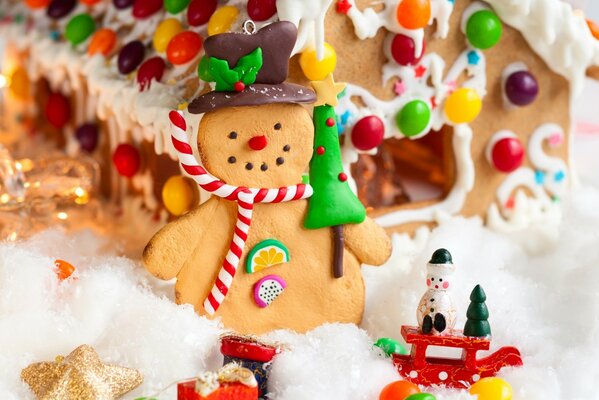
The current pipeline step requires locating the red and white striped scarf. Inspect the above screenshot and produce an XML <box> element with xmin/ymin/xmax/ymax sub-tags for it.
<box><xmin>169</xmin><ymin>111</ymin><xmax>313</xmax><ymax>315</ymax></box>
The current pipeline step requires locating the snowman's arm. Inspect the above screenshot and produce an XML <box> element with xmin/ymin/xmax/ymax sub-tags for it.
<box><xmin>343</xmin><ymin>217</ymin><xmax>392</xmax><ymax>266</ymax></box>
<box><xmin>143</xmin><ymin>198</ymin><xmax>218</xmax><ymax>280</ymax></box>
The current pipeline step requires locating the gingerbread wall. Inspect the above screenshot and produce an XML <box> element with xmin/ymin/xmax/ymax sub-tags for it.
<box><xmin>289</xmin><ymin>0</ymin><xmax>571</xmax><ymax>231</ymax></box>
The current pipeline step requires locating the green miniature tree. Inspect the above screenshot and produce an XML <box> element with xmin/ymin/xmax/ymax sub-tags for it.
<box><xmin>304</xmin><ymin>76</ymin><xmax>366</xmax><ymax>278</ymax></box>
<box><xmin>463</xmin><ymin>285</ymin><xmax>492</xmax><ymax>337</ymax></box>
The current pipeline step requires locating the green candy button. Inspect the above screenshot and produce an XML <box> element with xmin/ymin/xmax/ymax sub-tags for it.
<box><xmin>374</xmin><ymin>337</ymin><xmax>408</xmax><ymax>356</ymax></box>
<box><xmin>65</xmin><ymin>13</ymin><xmax>95</xmax><ymax>46</ymax></box>
<box><xmin>466</xmin><ymin>10</ymin><xmax>503</xmax><ymax>50</ymax></box>
<box><xmin>164</xmin><ymin>0</ymin><xmax>191</xmax><ymax>14</ymax></box>
<box><xmin>396</xmin><ymin>100</ymin><xmax>431</xmax><ymax>137</ymax></box>
<box><xmin>405</xmin><ymin>394</ymin><xmax>436</xmax><ymax>400</ymax></box>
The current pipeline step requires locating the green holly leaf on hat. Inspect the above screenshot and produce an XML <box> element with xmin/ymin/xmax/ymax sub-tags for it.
<box><xmin>205</xmin><ymin>48</ymin><xmax>263</xmax><ymax>92</ymax></box>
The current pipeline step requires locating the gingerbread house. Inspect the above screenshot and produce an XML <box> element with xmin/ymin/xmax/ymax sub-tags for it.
<box><xmin>1</xmin><ymin>0</ymin><xmax>598</xmax><ymax>235</ymax></box>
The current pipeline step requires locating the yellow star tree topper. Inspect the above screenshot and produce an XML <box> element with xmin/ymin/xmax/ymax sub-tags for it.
<box><xmin>311</xmin><ymin>74</ymin><xmax>346</xmax><ymax>107</ymax></box>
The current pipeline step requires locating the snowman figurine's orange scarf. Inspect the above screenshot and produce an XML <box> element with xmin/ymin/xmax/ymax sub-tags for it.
<box><xmin>169</xmin><ymin>111</ymin><xmax>313</xmax><ymax>315</ymax></box>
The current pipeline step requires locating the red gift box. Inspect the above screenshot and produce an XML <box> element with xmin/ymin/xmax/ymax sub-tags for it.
<box><xmin>177</xmin><ymin>380</ymin><xmax>258</xmax><ymax>400</ymax></box>
<box><xmin>177</xmin><ymin>364</ymin><xmax>259</xmax><ymax>400</ymax></box>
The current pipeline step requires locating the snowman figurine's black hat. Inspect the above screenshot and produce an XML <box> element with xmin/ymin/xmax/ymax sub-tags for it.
<box><xmin>427</xmin><ymin>248</ymin><xmax>455</xmax><ymax>273</ymax></box>
<box><xmin>188</xmin><ymin>21</ymin><xmax>316</xmax><ymax>115</ymax></box>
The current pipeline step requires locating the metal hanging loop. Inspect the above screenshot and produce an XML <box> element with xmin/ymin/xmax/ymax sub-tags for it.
<box><xmin>242</xmin><ymin>20</ymin><xmax>256</xmax><ymax>35</ymax></box>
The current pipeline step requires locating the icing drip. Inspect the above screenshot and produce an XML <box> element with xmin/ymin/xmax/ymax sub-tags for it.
<box><xmin>485</xmin><ymin>0</ymin><xmax>599</xmax><ymax>95</ymax></box>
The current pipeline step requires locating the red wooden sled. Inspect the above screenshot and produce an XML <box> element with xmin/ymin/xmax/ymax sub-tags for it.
<box><xmin>392</xmin><ymin>326</ymin><xmax>523</xmax><ymax>388</ymax></box>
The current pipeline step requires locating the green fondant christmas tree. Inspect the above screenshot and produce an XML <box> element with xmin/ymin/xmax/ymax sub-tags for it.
<box><xmin>463</xmin><ymin>284</ymin><xmax>492</xmax><ymax>337</ymax></box>
<box><xmin>305</xmin><ymin>74</ymin><xmax>366</xmax><ymax>278</ymax></box>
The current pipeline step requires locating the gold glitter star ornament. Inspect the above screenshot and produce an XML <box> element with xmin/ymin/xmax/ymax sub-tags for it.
<box><xmin>21</xmin><ymin>344</ymin><xmax>143</xmax><ymax>400</ymax></box>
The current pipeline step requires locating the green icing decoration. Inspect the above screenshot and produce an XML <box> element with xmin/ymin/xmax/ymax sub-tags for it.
<box><xmin>374</xmin><ymin>337</ymin><xmax>408</xmax><ymax>356</ymax></box>
<box><xmin>207</xmin><ymin>48</ymin><xmax>263</xmax><ymax>91</ymax></box>
<box><xmin>305</xmin><ymin>104</ymin><xmax>366</xmax><ymax>229</ymax></box>
<box><xmin>246</xmin><ymin>239</ymin><xmax>290</xmax><ymax>273</ymax></box>
<box><xmin>463</xmin><ymin>284</ymin><xmax>492</xmax><ymax>337</ymax></box>
<box><xmin>197</xmin><ymin>56</ymin><xmax>213</xmax><ymax>82</ymax></box>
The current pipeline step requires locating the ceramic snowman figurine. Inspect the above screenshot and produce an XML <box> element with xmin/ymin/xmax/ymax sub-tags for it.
<box><xmin>143</xmin><ymin>22</ymin><xmax>391</xmax><ymax>335</ymax></box>
<box><xmin>417</xmin><ymin>248</ymin><xmax>457</xmax><ymax>335</ymax></box>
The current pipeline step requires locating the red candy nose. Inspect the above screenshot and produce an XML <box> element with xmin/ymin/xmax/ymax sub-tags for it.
<box><xmin>249</xmin><ymin>135</ymin><xmax>267</xmax><ymax>151</ymax></box>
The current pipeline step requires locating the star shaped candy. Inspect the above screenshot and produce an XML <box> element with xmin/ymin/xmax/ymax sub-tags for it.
<box><xmin>467</xmin><ymin>50</ymin><xmax>481</xmax><ymax>66</ymax></box>
<box><xmin>312</xmin><ymin>74</ymin><xmax>347</xmax><ymax>107</ymax></box>
<box><xmin>414</xmin><ymin>65</ymin><xmax>427</xmax><ymax>78</ymax></box>
<box><xmin>21</xmin><ymin>345</ymin><xmax>143</xmax><ymax>400</ymax></box>
<box><xmin>336</xmin><ymin>0</ymin><xmax>352</xmax><ymax>14</ymax></box>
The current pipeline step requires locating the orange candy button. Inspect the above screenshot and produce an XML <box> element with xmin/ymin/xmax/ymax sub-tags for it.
<box><xmin>88</xmin><ymin>28</ymin><xmax>117</xmax><ymax>56</ymax></box>
<box><xmin>54</xmin><ymin>260</ymin><xmax>76</xmax><ymax>281</ymax></box>
<box><xmin>379</xmin><ymin>380</ymin><xmax>420</xmax><ymax>400</ymax></box>
<box><xmin>396</xmin><ymin>0</ymin><xmax>431</xmax><ymax>30</ymax></box>
<box><xmin>166</xmin><ymin>31</ymin><xmax>203</xmax><ymax>65</ymax></box>
<box><xmin>25</xmin><ymin>0</ymin><xmax>50</xmax><ymax>9</ymax></box>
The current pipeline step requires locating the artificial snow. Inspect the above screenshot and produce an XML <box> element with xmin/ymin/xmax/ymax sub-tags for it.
<box><xmin>1</xmin><ymin>186</ymin><xmax>599</xmax><ymax>399</ymax></box>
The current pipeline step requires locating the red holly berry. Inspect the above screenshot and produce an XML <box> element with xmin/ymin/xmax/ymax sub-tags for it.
<box><xmin>338</xmin><ymin>172</ymin><xmax>348</xmax><ymax>182</ymax></box>
<box><xmin>234</xmin><ymin>81</ymin><xmax>245</xmax><ymax>92</ymax></box>
<box><xmin>326</xmin><ymin>117</ymin><xmax>335</xmax><ymax>127</ymax></box>
<box><xmin>316</xmin><ymin>146</ymin><xmax>325</xmax><ymax>155</ymax></box>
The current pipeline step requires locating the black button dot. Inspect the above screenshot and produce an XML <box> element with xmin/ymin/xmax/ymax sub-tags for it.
<box><xmin>227</xmin><ymin>156</ymin><xmax>236</xmax><ymax>164</ymax></box>
<box><xmin>228</xmin><ymin>131</ymin><xmax>237</xmax><ymax>139</ymax></box>
<box><xmin>283</xmin><ymin>145</ymin><xmax>290</xmax><ymax>152</ymax></box>
<box><xmin>274</xmin><ymin>123</ymin><xmax>282</xmax><ymax>130</ymax></box>
<box><xmin>245</xmin><ymin>163</ymin><xmax>253</xmax><ymax>170</ymax></box>
<box><xmin>261</xmin><ymin>163</ymin><xmax>268</xmax><ymax>171</ymax></box>
<box><xmin>276</xmin><ymin>157</ymin><xmax>285</xmax><ymax>165</ymax></box>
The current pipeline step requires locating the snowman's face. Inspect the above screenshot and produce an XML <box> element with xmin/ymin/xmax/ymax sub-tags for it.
<box><xmin>426</xmin><ymin>270</ymin><xmax>451</xmax><ymax>291</ymax></box>
<box><xmin>197</xmin><ymin>103</ymin><xmax>313</xmax><ymax>187</ymax></box>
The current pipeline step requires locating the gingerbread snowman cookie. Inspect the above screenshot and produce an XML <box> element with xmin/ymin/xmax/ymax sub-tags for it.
<box><xmin>143</xmin><ymin>22</ymin><xmax>391</xmax><ymax>335</ymax></box>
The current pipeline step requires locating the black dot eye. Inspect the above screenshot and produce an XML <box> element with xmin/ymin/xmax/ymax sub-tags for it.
<box><xmin>245</xmin><ymin>163</ymin><xmax>253</xmax><ymax>170</ymax></box>
<box><xmin>431</xmin><ymin>278</ymin><xmax>434</xmax><ymax>281</ymax></box>
<box><xmin>283</xmin><ymin>145</ymin><xmax>290</xmax><ymax>152</ymax></box>
<box><xmin>227</xmin><ymin>156</ymin><xmax>236</xmax><ymax>164</ymax></box>
<box><xmin>274</xmin><ymin>123</ymin><xmax>282</xmax><ymax>130</ymax></box>
<box><xmin>260</xmin><ymin>163</ymin><xmax>268</xmax><ymax>171</ymax></box>
<box><xmin>228</xmin><ymin>132</ymin><xmax>237</xmax><ymax>139</ymax></box>
<box><xmin>439</xmin><ymin>278</ymin><xmax>443</xmax><ymax>282</ymax></box>
<box><xmin>276</xmin><ymin>157</ymin><xmax>285</xmax><ymax>165</ymax></box>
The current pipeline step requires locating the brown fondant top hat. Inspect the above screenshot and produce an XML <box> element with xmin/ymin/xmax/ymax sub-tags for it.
<box><xmin>188</xmin><ymin>21</ymin><xmax>316</xmax><ymax>114</ymax></box>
